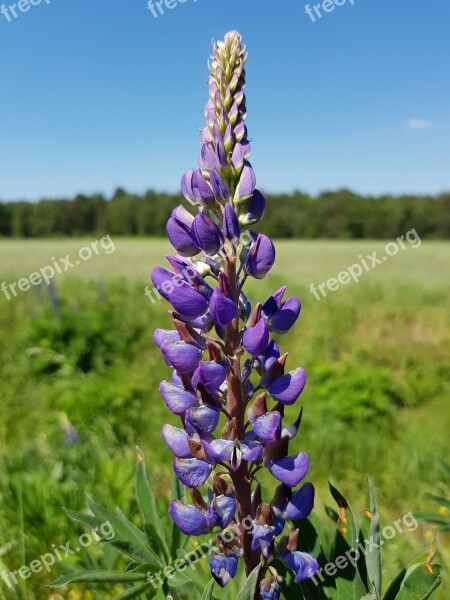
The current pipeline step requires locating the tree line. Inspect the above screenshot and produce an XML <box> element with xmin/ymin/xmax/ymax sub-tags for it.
<box><xmin>0</xmin><ymin>188</ymin><xmax>449</xmax><ymax>239</ymax></box>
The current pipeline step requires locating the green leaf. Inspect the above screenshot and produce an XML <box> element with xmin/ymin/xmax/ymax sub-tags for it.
<box><xmin>392</xmin><ymin>562</ymin><xmax>442</xmax><ymax>600</ymax></box>
<box><xmin>200</xmin><ymin>579</ymin><xmax>215</xmax><ymax>600</ymax></box>
<box><xmin>423</xmin><ymin>493</ymin><xmax>450</xmax><ymax>511</ymax></box>
<box><xmin>236</xmin><ymin>565</ymin><xmax>261</xmax><ymax>600</ymax></box>
<box><xmin>112</xmin><ymin>582</ymin><xmax>157</xmax><ymax>599</ymax></box>
<box><xmin>135</xmin><ymin>447</ymin><xmax>169</xmax><ymax>562</ymax></box>
<box><xmin>328</xmin><ymin>482</ymin><xmax>368</xmax><ymax>600</ymax></box>
<box><xmin>51</xmin><ymin>571</ymin><xmax>148</xmax><ymax>587</ymax></box>
<box><xmin>383</xmin><ymin>548</ymin><xmax>442</xmax><ymax>600</ymax></box>
<box><xmin>86</xmin><ymin>495</ymin><xmax>162</xmax><ymax>567</ymax></box>
<box><xmin>360</xmin><ymin>478</ymin><xmax>382</xmax><ymax>599</ymax></box>
<box><xmin>170</xmin><ymin>471</ymin><xmax>188</xmax><ymax>555</ymax></box>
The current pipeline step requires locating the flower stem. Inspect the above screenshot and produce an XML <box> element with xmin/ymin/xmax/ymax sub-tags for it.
<box><xmin>224</xmin><ymin>249</ymin><xmax>261</xmax><ymax>576</ymax></box>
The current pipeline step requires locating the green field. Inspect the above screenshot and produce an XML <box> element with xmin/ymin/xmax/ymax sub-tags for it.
<box><xmin>0</xmin><ymin>239</ymin><xmax>449</xmax><ymax>599</ymax></box>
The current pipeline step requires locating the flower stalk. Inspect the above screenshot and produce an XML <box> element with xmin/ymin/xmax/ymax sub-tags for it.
<box><xmin>151</xmin><ymin>30</ymin><xmax>319</xmax><ymax>599</ymax></box>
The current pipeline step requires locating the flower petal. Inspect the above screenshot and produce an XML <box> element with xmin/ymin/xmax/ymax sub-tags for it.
<box><xmin>209</xmin><ymin>554</ymin><xmax>238</xmax><ymax>588</ymax></box>
<box><xmin>243</xmin><ymin>318</ymin><xmax>269</xmax><ymax>356</ymax></box>
<box><xmin>159</xmin><ymin>381</ymin><xmax>198</xmax><ymax>414</ymax></box>
<box><xmin>160</xmin><ymin>340</ymin><xmax>202</xmax><ymax>374</ymax></box>
<box><xmin>185</xmin><ymin>406</ymin><xmax>220</xmax><ymax>437</ymax></box>
<box><xmin>283</xmin><ymin>482</ymin><xmax>315</xmax><ymax>521</ymax></box>
<box><xmin>270</xmin><ymin>452</ymin><xmax>310</xmax><ymax>487</ymax></box>
<box><xmin>161</xmin><ymin>425</ymin><xmax>192</xmax><ymax>458</ymax></box>
<box><xmin>267</xmin><ymin>368</ymin><xmax>307</xmax><ymax>405</ymax></box>
<box><xmin>173</xmin><ymin>458</ymin><xmax>212</xmax><ymax>488</ymax></box>
<box><xmin>168</xmin><ymin>500</ymin><xmax>208</xmax><ymax>536</ymax></box>
<box><xmin>210</xmin><ymin>289</ymin><xmax>237</xmax><ymax>327</ymax></box>
<box><xmin>192</xmin><ymin>361</ymin><xmax>227</xmax><ymax>392</ymax></box>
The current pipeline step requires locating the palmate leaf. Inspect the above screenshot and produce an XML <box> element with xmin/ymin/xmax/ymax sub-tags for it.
<box><xmin>135</xmin><ymin>447</ymin><xmax>170</xmax><ymax>562</ymax></box>
<box><xmin>328</xmin><ymin>483</ymin><xmax>368</xmax><ymax>600</ymax></box>
<box><xmin>86</xmin><ymin>495</ymin><xmax>162</xmax><ymax>567</ymax></box>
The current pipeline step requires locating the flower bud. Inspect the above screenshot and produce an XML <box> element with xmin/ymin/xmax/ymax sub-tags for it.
<box><xmin>192</xmin><ymin>212</ymin><xmax>224</xmax><ymax>255</ymax></box>
<box><xmin>244</xmin><ymin>234</ymin><xmax>276</xmax><ymax>279</ymax></box>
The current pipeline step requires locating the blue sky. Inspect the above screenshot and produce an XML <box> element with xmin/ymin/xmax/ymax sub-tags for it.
<box><xmin>0</xmin><ymin>0</ymin><xmax>449</xmax><ymax>200</ymax></box>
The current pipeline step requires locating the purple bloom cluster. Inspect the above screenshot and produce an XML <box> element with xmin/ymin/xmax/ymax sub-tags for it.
<box><xmin>151</xmin><ymin>31</ymin><xmax>318</xmax><ymax>597</ymax></box>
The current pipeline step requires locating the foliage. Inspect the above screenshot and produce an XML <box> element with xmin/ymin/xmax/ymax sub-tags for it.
<box><xmin>1</xmin><ymin>190</ymin><xmax>450</xmax><ymax>239</ymax></box>
<box><xmin>415</xmin><ymin>462</ymin><xmax>450</xmax><ymax>533</ymax></box>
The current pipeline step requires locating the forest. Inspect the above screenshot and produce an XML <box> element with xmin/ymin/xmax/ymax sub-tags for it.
<box><xmin>1</xmin><ymin>188</ymin><xmax>449</xmax><ymax>238</ymax></box>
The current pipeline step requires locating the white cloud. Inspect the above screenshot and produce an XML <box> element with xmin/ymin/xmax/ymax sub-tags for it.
<box><xmin>407</xmin><ymin>118</ymin><xmax>432</xmax><ymax>130</ymax></box>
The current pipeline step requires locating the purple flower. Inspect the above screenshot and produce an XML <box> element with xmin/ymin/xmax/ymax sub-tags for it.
<box><xmin>153</xmin><ymin>329</ymin><xmax>180</xmax><ymax>348</ymax></box>
<box><xmin>212</xmin><ymin>495</ymin><xmax>237</xmax><ymax>528</ymax></box>
<box><xmin>269</xmin><ymin>452</ymin><xmax>310</xmax><ymax>487</ymax></box>
<box><xmin>282</xmin><ymin>482</ymin><xmax>315</xmax><ymax>521</ymax></box>
<box><xmin>192</xmin><ymin>212</ymin><xmax>224</xmax><ymax>255</ymax></box>
<box><xmin>168</xmin><ymin>501</ymin><xmax>208</xmax><ymax>536</ymax></box>
<box><xmin>192</xmin><ymin>361</ymin><xmax>227</xmax><ymax>392</ymax></box>
<box><xmin>283</xmin><ymin>551</ymin><xmax>320</xmax><ymax>583</ymax></box>
<box><xmin>185</xmin><ymin>406</ymin><xmax>220</xmax><ymax>437</ymax></box>
<box><xmin>209</xmin><ymin>289</ymin><xmax>237</xmax><ymax>327</ymax></box>
<box><xmin>267</xmin><ymin>368</ymin><xmax>307</xmax><ymax>405</ymax></box>
<box><xmin>154</xmin><ymin>31</ymin><xmax>318</xmax><ymax>585</ymax></box>
<box><xmin>210</xmin><ymin>170</ymin><xmax>229</xmax><ymax>204</ymax></box>
<box><xmin>262</xmin><ymin>287</ymin><xmax>301</xmax><ymax>335</ymax></box>
<box><xmin>223</xmin><ymin>203</ymin><xmax>241</xmax><ymax>243</ymax></box>
<box><xmin>160</xmin><ymin>340</ymin><xmax>202</xmax><ymax>374</ymax></box>
<box><xmin>166</xmin><ymin>206</ymin><xmax>199</xmax><ymax>257</ymax></box>
<box><xmin>181</xmin><ymin>169</ymin><xmax>215</xmax><ymax>206</ymax></box>
<box><xmin>161</xmin><ymin>425</ymin><xmax>192</xmax><ymax>458</ymax></box>
<box><xmin>243</xmin><ymin>318</ymin><xmax>269</xmax><ymax>356</ymax></box>
<box><xmin>253</xmin><ymin>411</ymin><xmax>282</xmax><ymax>445</ymax></box>
<box><xmin>239</xmin><ymin>189</ymin><xmax>267</xmax><ymax>225</ymax></box>
<box><xmin>173</xmin><ymin>458</ymin><xmax>212</xmax><ymax>488</ymax></box>
<box><xmin>234</xmin><ymin>163</ymin><xmax>256</xmax><ymax>204</ymax></box>
<box><xmin>209</xmin><ymin>554</ymin><xmax>238</xmax><ymax>587</ymax></box>
<box><xmin>244</xmin><ymin>234</ymin><xmax>276</xmax><ymax>279</ymax></box>
<box><xmin>260</xmin><ymin>577</ymin><xmax>282</xmax><ymax>600</ymax></box>
<box><xmin>159</xmin><ymin>381</ymin><xmax>198</xmax><ymax>414</ymax></box>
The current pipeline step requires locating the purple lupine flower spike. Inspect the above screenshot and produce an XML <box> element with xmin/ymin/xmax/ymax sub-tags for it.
<box><xmin>152</xmin><ymin>30</ymin><xmax>318</xmax><ymax>594</ymax></box>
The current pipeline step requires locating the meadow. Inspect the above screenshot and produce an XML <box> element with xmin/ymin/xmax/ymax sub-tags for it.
<box><xmin>0</xmin><ymin>238</ymin><xmax>449</xmax><ymax>599</ymax></box>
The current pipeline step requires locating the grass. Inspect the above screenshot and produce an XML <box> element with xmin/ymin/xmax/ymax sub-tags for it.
<box><xmin>0</xmin><ymin>238</ymin><xmax>449</xmax><ymax>598</ymax></box>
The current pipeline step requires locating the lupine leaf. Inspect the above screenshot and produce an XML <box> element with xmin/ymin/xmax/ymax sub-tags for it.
<box><xmin>383</xmin><ymin>548</ymin><xmax>442</xmax><ymax>600</ymax></box>
<box><xmin>328</xmin><ymin>483</ymin><xmax>367</xmax><ymax>600</ymax></box>
<box><xmin>236</xmin><ymin>565</ymin><xmax>261</xmax><ymax>600</ymax></box>
<box><xmin>359</xmin><ymin>478</ymin><xmax>382</xmax><ymax>599</ymax></box>
<box><xmin>51</xmin><ymin>571</ymin><xmax>148</xmax><ymax>587</ymax></box>
<box><xmin>86</xmin><ymin>496</ymin><xmax>162</xmax><ymax>567</ymax></box>
<box><xmin>200</xmin><ymin>579</ymin><xmax>215</xmax><ymax>600</ymax></box>
<box><xmin>135</xmin><ymin>447</ymin><xmax>169</xmax><ymax>562</ymax></box>
<box><xmin>171</xmin><ymin>470</ymin><xmax>188</xmax><ymax>555</ymax></box>
<box><xmin>112</xmin><ymin>582</ymin><xmax>157</xmax><ymax>599</ymax></box>
<box><xmin>423</xmin><ymin>493</ymin><xmax>450</xmax><ymax>510</ymax></box>
<box><xmin>391</xmin><ymin>562</ymin><xmax>442</xmax><ymax>600</ymax></box>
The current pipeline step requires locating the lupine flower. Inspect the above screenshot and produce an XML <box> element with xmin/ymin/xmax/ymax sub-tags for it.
<box><xmin>151</xmin><ymin>30</ymin><xmax>319</xmax><ymax>596</ymax></box>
